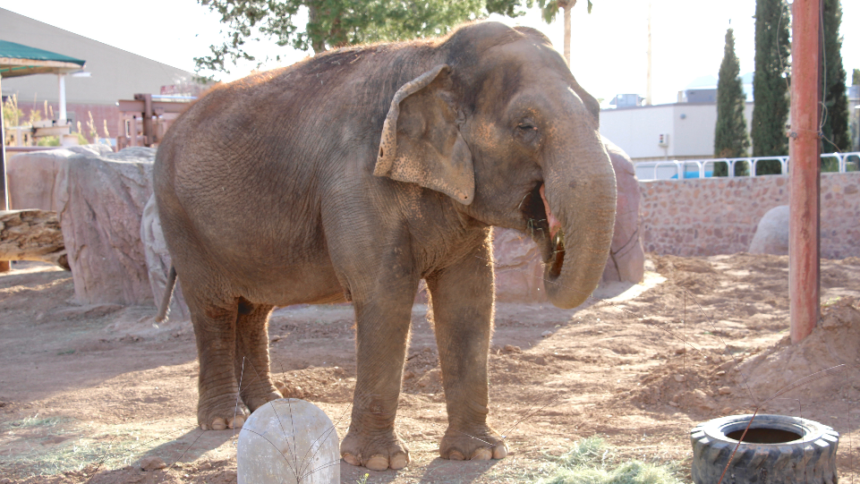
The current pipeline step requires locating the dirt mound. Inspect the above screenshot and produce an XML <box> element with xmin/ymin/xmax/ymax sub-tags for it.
<box><xmin>274</xmin><ymin>366</ymin><xmax>354</xmax><ymax>402</ymax></box>
<box><xmin>736</xmin><ymin>297</ymin><xmax>860</xmax><ymax>406</ymax></box>
<box><xmin>630</xmin><ymin>347</ymin><xmax>743</xmax><ymax>416</ymax></box>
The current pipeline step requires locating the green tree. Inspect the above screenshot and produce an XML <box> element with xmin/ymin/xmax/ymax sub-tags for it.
<box><xmin>195</xmin><ymin>0</ymin><xmax>528</xmax><ymax>77</ymax></box>
<box><xmin>750</xmin><ymin>0</ymin><xmax>790</xmax><ymax>174</ymax></box>
<box><xmin>820</xmin><ymin>0</ymin><xmax>850</xmax><ymax>154</ymax></box>
<box><xmin>714</xmin><ymin>29</ymin><xmax>750</xmax><ymax>176</ymax></box>
<box><xmin>853</xmin><ymin>68</ymin><xmax>860</xmax><ymax>85</ymax></box>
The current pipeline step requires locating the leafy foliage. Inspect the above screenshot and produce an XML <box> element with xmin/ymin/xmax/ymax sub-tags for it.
<box><xmin>714</xmin><ymin>29</ymin><xmax>750</xmax><ymax>175</ymax></box>
<box><xmin>195</xmin><ymin>0</ymin><xmax>530</xmax><ymax>77</ymax></box>
<box><xmin>534</xmin><ymin>0</ymin><xmax>593</xmax><ymax>24</ymax></box>
<box><xmin>750</xmin><ymin>0</ymin><xmax>790</xmax><ymax>172</ymax></box>
<box><xmin>820</xmin><ymin>0</ymin><xmax>850</xmax><ymax>153</ymax></box>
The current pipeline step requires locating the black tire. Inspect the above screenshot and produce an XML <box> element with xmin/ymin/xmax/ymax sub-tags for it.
<box><xmin>690</xmin><ymin>414</ymin><xmax>839</xmax><ymax>484</ymax></box>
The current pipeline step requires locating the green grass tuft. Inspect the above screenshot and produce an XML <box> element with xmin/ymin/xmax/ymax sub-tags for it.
<box><xmin>537</xmin><ymin>437</ymin><xmax>684</xmax><ymax>484</ymax></box>
<box><xmin>7</xmin><ymin>414</ymin><xmax>64</xmax><ymax>428</ymax></box>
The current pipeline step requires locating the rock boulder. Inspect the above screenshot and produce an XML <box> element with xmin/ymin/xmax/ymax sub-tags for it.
<box><xmin>58</xmin><ymin>148</ymin><xmax>157</xmax><ymax>305</ymax></box>
<box><xmin>7</xmin><ymin>145</ymin><xmax>114</xmax><ymax>212</ymax></box>
<box><xmin>141</xmin><ymin>195</ymin><xmax>189</xmax><ymax>319</ymax></box>
<box><xmin>601</xmin><ymin>138</ymin><xmax>646</xmax><ymax>284</ymax></box>
<box><xmin>749</xmin><ymin>205</ymin><xmax>790</xmax><ymax>255</ymax></box>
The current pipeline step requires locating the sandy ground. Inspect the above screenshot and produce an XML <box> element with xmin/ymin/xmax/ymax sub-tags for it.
<box><xmin>0</xmin><ymin>253</ymin><xmax>858</xmax><ymax>483</ymax></box>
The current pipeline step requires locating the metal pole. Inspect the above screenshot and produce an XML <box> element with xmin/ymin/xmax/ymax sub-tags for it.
<box><xmin>789</xmin><ymin>0</ymin><xmax>821</xmax><ymax>344</ymax></box>
<box><xmin>0</xmin><ymin>75</ymin><xmax>10</xmax><ymax>272</ymax></box>
<box><xmin>58</xmin><ymin>74</ymin><xmax>67</xmax><ymax>124</ymax></box>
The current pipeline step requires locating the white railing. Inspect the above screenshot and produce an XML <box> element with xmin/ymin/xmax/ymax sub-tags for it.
<box><xmin>635</xmin><ymin>152</ymin><xmax>860</xmax><ymax>181</ymax></box>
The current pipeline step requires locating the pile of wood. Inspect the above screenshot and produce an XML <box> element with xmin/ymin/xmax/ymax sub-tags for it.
<box><xmin>0</xmin><ymin>209</ymin><xmax>69</xmax><ymax>270</ymax></box>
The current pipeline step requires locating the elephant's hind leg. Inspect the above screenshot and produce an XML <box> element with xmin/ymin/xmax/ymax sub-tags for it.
<box><xmin>184</xmin><ymin>289</ymin><xmax>245</xmax><ymax>431</ymax></box>
<box><xmin>234</xmin><ymin>300</ymin><xmax>281</xmax><ymax>412</ymax></box>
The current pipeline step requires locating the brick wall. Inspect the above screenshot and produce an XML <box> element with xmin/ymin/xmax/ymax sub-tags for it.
<box><xmin>67</xmin><ymin>103</ymin><xmax>121</xmax><ymax>140</ymax></box>
<box><xmin>27</xmin><ymin>102</ymin><xmax>120</xmax><ymax>140</ymax></box>
<box><xmin>640</xmin><ymin>172</ymin><xmax>860</xmax><ymax>259</ymax></box>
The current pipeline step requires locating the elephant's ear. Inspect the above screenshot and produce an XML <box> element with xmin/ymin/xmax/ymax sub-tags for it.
<box><xmin>374</xmin><ymin>64</ymin><xmax>475</xmax><ymax>205</ymax></box>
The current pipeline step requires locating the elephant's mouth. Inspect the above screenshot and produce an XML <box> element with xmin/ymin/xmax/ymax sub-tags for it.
<box><xmin>521</xmin><ymin>183</ymin><xmax>565</xmax><ymax>277</ymax></box>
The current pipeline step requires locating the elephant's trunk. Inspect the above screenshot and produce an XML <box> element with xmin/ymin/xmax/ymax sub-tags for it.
<box><xmin>541</xmin><ymin>127</ymin><xmax>617</xmax><ymax>309</ymax></box>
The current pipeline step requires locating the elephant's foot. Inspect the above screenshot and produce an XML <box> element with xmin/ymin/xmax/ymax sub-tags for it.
<box><xmin>340</xmin><ymin>428</ymin><xmax>409</xmax><ymax>471</ymax></box>
<box><xmin>440</xmin><ymin>425</ymin><xmax>507</xmax><ymax>461</ymax></box>
<box><xmin>197</xmin><ymin>393</ymin><xmax>247</xmax><ymax>431</ymax></box>
<box><xmin>241</xmin><ymin>385</ymin><xmax>283</xmax><ymax>412</ymax></box>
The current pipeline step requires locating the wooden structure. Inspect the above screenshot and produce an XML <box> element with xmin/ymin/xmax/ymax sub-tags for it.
<box><xmin>789</xmin><ymin>0</ymin><xmax>822</xmax><ymax>343</ymax></box>
<box><xmin>0</xmin><ymin>209</ymin><xmax>68</xmax><ymax>269</ymax></box>
<box><xmin>116</xmin><ymin>94</ymin><xmax>192</xmax><ymax>149</ymax></box>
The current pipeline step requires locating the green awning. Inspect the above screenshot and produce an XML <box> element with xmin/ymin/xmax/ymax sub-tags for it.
<box><xmin>0</xmin><ymin>39</ymin><xmax>86</xmax><ymax>78</ymax></box>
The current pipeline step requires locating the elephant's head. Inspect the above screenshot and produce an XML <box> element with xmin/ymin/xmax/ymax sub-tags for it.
<box><xmin>374</xmin><ymin>22</ymin><xmax>616</xmax><ymax>309</ymax></box>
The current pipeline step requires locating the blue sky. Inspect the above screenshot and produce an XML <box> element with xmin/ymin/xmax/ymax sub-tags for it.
<box><xmin>2</xmin><ymin>0</ymin><xmax>858</xmax><ymax>106</ymax></box>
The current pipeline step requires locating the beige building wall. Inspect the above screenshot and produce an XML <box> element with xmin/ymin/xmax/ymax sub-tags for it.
<box><xmin>1</xmin><ymin>8</ymin><xmax>194</xmax><ymax>105</ymax></box>
<box><xmin>1</xmin><ymin>8</ymin><xmax>196</xmax><ymax>139</ymax></box>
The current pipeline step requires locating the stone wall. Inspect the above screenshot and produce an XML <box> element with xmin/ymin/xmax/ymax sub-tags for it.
<box><xmin>640</xmin><ymin>172</ymin><xmax>860</xmax><ymax>259</ymax></box>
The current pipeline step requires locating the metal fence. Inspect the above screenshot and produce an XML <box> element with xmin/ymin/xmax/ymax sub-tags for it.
<box><xmin>634</xmin><ymin>152</ymin><xmax>860</xmax><ymax>181</ymax></box>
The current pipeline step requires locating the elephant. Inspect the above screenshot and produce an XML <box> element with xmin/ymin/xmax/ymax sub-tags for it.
<box><xmin>153</xmin><ymin>21</ymin><xmax>616</xmax><ymax>471</ymax></box>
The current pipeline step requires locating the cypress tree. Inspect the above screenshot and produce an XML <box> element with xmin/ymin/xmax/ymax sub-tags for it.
<box><xmin>751</xmin><ymin>0</ymin><xmax>790</xmax><ymax>174</ymax></box>
<box><xmin>821</xmin><ymin>0</ymin><xmax>850</xmax><ymax>156</ymax></box>
<box><xmin>714</xmin><ymin>28</ymin><xmax>750</xmax><ymax>176</ymax></box>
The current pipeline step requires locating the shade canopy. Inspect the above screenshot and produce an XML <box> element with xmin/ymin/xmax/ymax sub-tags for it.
<box><xmin>0</xmin><ymin>39</ymin><xmax>85</xmax><ymax>78</ymax></box>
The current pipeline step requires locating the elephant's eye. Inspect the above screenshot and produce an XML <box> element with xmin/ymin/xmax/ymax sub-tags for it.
<box><xmin>515</xmin><ymin>119</ymin><xmax>539</xmax><ymax>145</ymax></box>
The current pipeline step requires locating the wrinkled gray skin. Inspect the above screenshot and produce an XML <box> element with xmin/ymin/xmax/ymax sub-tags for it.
<box><xmin>154</xmin><ymin>22</ymin><xmax>616</xmax><ymax>471</ymax></box>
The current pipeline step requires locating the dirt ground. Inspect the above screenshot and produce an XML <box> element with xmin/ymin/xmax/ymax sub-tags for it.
<box><xmin>1</xmin><ymin>253</ymin><xmax>858</xmax><ymax>483</ymax></box>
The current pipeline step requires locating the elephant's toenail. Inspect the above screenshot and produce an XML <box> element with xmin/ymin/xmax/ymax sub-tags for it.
<box><xmin>471</xmin><ymin>448</ymin><xmax>492</xmax><ymax>460</ymax></box>
<box><xmin>211</xmin><ymin>418</ymin><xmax>227</xmax><ymax>430</ymax></box>
<box><xmin>231</xmin><ymin>416</ymin><xmax>245</xmax><ymax>429</ymax></box>
<box><xmin>342</xmin><ymin>453</ymin><xmax>361</xmax><ymax>466</ymax></box>
<box><xmin>493</xmin><ymin>444</ymin><xmax>508</xmax><ymax>459</ymax></box>
<box><xmin>449</xmin><ymin>450</ymin><xmax>465</xmax><ymax>461</ymax></box>
<box><xmin>390</xmin><ymin>453</ymin><xmax>409</xmax><ymax>470</ymax></box>
<box><xmin>366</xmin><ymin>455</ymin><xmax>389</xmax><ymax>471</ymax></box>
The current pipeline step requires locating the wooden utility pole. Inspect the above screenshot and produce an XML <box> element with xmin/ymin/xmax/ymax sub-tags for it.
<box><xmin>789</xmin><ymin>0</ymin><xmax>821</xmax><ymax>343</ymax></box>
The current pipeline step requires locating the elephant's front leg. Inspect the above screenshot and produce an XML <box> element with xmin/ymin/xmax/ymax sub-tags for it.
<box><xmin>341</xmin><ymin>277</ymin><xmax>418</xmax><ymax>471</ymax></box>
<box><xmin>426</xmin><ymin>241</ymin><xmax>507</xmax><ymax>461</ymax></box>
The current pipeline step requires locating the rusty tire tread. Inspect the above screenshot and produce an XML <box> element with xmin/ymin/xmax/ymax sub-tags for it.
<box><xmin>690</xmin><ymin>414</ymin><xmax>838</xmax><ymax>484</ymax></box>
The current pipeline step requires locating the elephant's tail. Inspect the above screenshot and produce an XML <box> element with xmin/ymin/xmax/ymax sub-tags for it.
<box><xmin>155</xmin><ymin>266</ymin><xmax>177</xmax><ymax>323</ymax></box>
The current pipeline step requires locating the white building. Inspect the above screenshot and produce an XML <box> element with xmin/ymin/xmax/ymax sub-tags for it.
<box><xmin>600</xmin><ymin>74</ymin><xmax>755</xmax><ymax>163</ymax></box>
<box><xmin>600</xmin><ymin>100</ymin><xmax>754</xmax><ymax>162</ymax></box>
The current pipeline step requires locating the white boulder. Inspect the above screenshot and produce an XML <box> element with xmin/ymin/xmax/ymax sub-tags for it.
<box><xmin>749</xmin><ymin>205</ymin><xmax>790</xmax><ymax>255</ymax></box>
